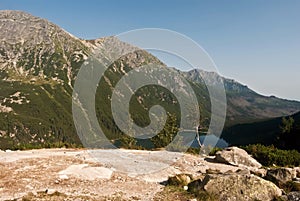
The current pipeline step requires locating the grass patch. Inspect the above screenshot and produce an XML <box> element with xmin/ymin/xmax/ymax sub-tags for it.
<box><xmin>154</xmin><ymin>185</ymin><xmax>195</xmax><ymax>201</ymax></box>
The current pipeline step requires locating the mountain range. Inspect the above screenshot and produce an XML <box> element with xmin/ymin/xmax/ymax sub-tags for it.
<box><xmin>0</xmin><ymin>10</ymin><xmax>299</xmax><ymax>149</ymax></box>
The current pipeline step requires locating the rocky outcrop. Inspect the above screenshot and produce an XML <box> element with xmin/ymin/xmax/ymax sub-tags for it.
<box><xmin>214</xmin><ymin>146</ymin><xmax>262</xmax><ymax>168</ymax></box>
<box><xmin>189</xmin><ymin>173</ymin><xmax>282</xmax><ymax>201</ymax></box>
<box><xmin>265</xmin><ymin>167</ymin><xmax>297</xmax><ymax>186</ymax></box>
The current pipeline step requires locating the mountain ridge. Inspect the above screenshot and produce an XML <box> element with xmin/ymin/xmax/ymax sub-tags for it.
<box><xmin>0</xmin><ymin>10</ymin><xmax>299</xmax><ymax>149</ymax></box>
<box><xmin>183</xmin><ymin>68</ymin><xmax>300</xmax><ymax>125</ymax></box>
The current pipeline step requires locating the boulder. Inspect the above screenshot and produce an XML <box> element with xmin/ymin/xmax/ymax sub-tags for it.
<box><xmin>281</xmin><ymin>192</ymin><xmax>300</xmax><ymax>201</ymax></box>
<box><xmin>287</xmin><ymin>192</ymin><xmax>300</xmax><ymax>201</ymax></box>
<box><xmin>250</xmin><ymin>168</ymin><xmax>267</xmax><ymax>177</ymax></box>
<box><xmin>214</xmin><ymin>147</ymin><xmax>262</xmax><ymax>168</ymax></box>
<box><xmin>265</xmin><ymin>168</ymin><xmax>297</xmax><ymax>185</ymax></box>
<box><xmin>190</xmin><ymin>173</ymin><xmax>282</xmax><ymax>201</ymax></box>
<box><xmin>294</xmin><ymin>167</ymin><xmax>300</xmax><ymax>178</ymax></box>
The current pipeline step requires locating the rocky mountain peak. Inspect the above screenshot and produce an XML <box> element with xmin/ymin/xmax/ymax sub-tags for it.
<box><xmin>0</xmin><ymin>10</ymin><xmax>90</xmax><ymax>85</ymax></box>
<box><xmin>185</xmin><ymin>68</ymin><xmax>251</xmax><ymax>93</ymax></box>
<box><xmin>0</xmin><ymin>10</ymin><xmax>72</xmax><ymax>45</ymax></box>
<box><xmin>0</xmin><ymin>10</ymin><xmax>163</xmax><ymax>85</ymax></box>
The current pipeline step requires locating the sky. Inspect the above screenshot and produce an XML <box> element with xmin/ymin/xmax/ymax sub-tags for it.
<box><xmin>1</xmin><ymin>0</ymin><xmax>300</xmax><ymax>100</ymax></box>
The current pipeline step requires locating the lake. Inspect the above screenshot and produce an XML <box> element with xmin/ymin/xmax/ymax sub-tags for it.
<box><xmin>131</xmin><ymin>132</ymin><xmax>229</xmax><ymax>149</ymax></box>
<box><xmin>190</xmin><ymin>134</ymin><xmax>228</xmax><ymax>148</ymax></box>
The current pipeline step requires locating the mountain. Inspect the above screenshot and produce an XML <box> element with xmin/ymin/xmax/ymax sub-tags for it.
<box><xmin>0</xmin><ymin>10</ymin><xmax>299</xmax><ymax>149</ymax></box>
<box><xmin>222</xmin><ymin>111</ymin><xmax>300</xmax><ymax>151</ymax></box>
<box><xmin>0</xmin><ymin>10</ymin><xmax>174</xmax><ymax>149</ymax></box>
<box><xmin>184</xmin><ymin>69</ymin><xmax>300</xmax><ymax>126</ymax></box>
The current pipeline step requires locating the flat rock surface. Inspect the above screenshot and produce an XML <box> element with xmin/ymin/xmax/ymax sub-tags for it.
<box><xmin>0</xmin><ymin>148</ymin><xmax>253</xmax><ymax>200</ymax></box>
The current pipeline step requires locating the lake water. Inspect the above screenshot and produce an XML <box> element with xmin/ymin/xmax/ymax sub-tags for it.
<box><xmin>190</xmin><ymin>134</ymin><xmax>228</xmax><ymax>148</ymax></box>
<box><xmin>132</xmin><ymin>132</ymin><xmax>229</xmax><ymax>149</ymax></box>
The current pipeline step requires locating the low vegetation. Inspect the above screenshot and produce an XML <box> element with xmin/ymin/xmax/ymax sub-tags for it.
<box><xmin>223</xmin><ymin>113</ymin><xmax>300</xmax><ymax>153</ymax></box>
<box><xmin>242</xmin><ymin>144</ymin><xmax>300</xmax><ymax>167</ymax></box>
<box><xmin>154</xmin><ymin>184</ymin><xmax>217</xmax><ymax>201</ymax></box>
<box><xmin>8</xmin><ymin>141</ymin><xmax>82</xmax><ymax>151</ymax></box>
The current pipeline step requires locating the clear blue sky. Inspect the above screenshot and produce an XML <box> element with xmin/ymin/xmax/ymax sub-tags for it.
<box><xmin>1</xmin><ymin>0</ymin><xmax>300</xmax><ymax>100</ymax></box>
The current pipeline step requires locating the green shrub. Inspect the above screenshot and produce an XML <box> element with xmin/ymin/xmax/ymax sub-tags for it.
<box><xmin>208</xmin><ymin>147</ymin><xmax>223</xmax><ymax>156</ymax></box>
<box><xmin>242</xmin><ymin>144</ymin><xmax>300</xmax><ymax>167</ymax></box>
<box><xmin>187</xmin><ymin>147</ymin><xmax>201</xmax><ymax>155</ymax></box>
<box><xmin>10</xmin><ymin>141</ymin><xmax>82</xmax><ymax>150</ymax></box>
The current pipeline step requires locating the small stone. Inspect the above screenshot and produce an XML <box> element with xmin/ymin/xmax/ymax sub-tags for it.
<box><xmin>59</xmin><ymin>174</ymin><xmax>69</xmax><ymax>180</ymax></box>
<box><xmin>294</xmin><ymin>177</ymin><xmax>300</xmax><ymax>182</ymax></box>
<box><xmin>54</xmin><ymin>180</ymin><xmax>59</xmax><ymax>184</ymax></box>
<box><xmin>46</xmin><ymin>189</ymin><xmax>56</xmax><ymax>195</ymax></box>
<box><xmin>183</xmin><ymin>186</ymin><xmax>188</xmax><ymax>191</ymax></box>
<box><xmin>168</xmin><ymin>174</ymin><xmax>192</xmax><ymax>186</ymax></box>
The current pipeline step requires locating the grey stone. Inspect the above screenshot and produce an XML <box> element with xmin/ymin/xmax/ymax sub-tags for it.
<box><xmin>214</xmin><ymin>147</ymin><xmax>262</xmax><ymax>168</ymax></box>
<box><xmin>265</xmin><ymin>167</ymin><xmax>297</xmax><ymax>185</ymax></box>
<box><xmin>190</xmin><ymin>173</ymin><xmax>282</xmax><ymax>201</ymax></box>
<box><xmin>287</xmin><ymin>192</ymin><xmax>300</xmax><ymax>201</ymax></box>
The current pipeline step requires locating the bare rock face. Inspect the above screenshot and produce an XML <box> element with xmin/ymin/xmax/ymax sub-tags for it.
<box><xmin>265</xmin><ymin>167</ymin><xmax>297</xmax><ymax>186</ymax></box>
<box><xmin>0</xmin><ymin>10</ymin><xmax>89</xmax><ymax>86</ymax></box>
<box><xmin>215</xmin><ymin>147</ymin><xmax>262</xmax><ymax>168</ymax></box>
<box><xmin>190</xmin><ymin>173</ymin><xmax>282</xmax><ymax>201</ymax></box>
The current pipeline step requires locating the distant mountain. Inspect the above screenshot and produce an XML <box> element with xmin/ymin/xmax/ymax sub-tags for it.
<box><xmin>0</xmin><ymin>10</ymin><xmax>299</xmax><ymax>149</ymax></box>
<box><xmin>222</xmin><ymin>111</ymin><xmax>300</xmax><ymax>151</ymax></box>
<box><xmin>184</xmin><ymin>69</ymin><xmax>300</xmax><ymax>126</ymax></box>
